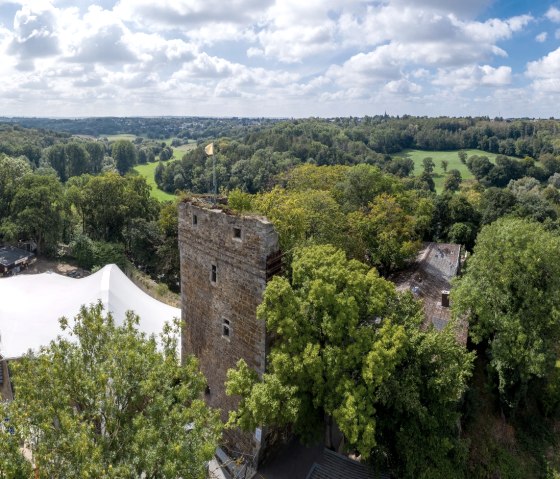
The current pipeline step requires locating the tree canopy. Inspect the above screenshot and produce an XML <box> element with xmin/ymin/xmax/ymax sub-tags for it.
<box><xmin>226</xmin><ymin>245</ymin><xmax>472</xmax><ymax>477</ymax></box>
<box><xmin>453</xmin><ymin>218</ymin><xmax>560</xmax><ymax>405</ymax></box>
<box><xmin>0</xmin><ymin>303</ymin><xmax>221</xmax><ymax>479</ymax></box>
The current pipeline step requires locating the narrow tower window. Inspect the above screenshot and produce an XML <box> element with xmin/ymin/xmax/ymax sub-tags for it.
<box><xmin>211</xmin><ymin>264</ymin><xmax>217</xmax><ymax>283</ymax></box>
<box><xmin>192</xmin><ymin>214</ymin><xmax>198</xmax><ymax>226</ymax></box>
<box><xmin>222</xmin><ymin>319</ymin><xmax>231</xmax><ymax>338</ymax></box>
<box><xmin>233</xmin><ymin>227</ymin><xmax>242</xmax><ymax>239</ymax></box>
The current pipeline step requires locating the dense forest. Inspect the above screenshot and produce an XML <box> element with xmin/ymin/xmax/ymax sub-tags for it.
<box><xmin>0</xmin><ymin>116</ymin><xmax>280</xmax><ymax>140</ymax></box>
<box><xmin>2</xmin><ymin>116</ymin><xmax>560</xmax><ymax>477</ymax></box>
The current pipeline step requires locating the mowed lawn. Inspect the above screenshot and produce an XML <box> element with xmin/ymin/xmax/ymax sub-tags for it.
<box><xmin>133</xmin><ymin>162</ymin><xmax>177</xmax><ymax>202</ymax></box>
<box><xmin>394</xmin><ymin>149</ymin><xmax>504</xmax><ymax>191</ymax></box>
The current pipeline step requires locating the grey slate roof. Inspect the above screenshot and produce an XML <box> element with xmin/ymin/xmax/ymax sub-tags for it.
<box><xmin>392</xmin><ymin>242</ymin><xmax>467</xmax><ymax>344</ymax></box>
<box><xmin>305</xmin><ymin>449</ymin><xmax>388</xmax><ymax>479</ymax></box>
<box><xmin>0</xmin><ymin>246</ymin><xmax>34</xmax><ymax>268</ymax></box>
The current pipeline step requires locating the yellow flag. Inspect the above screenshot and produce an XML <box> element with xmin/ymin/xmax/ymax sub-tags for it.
<box><xmin>204</xmin><ymin>143</ymin><xmax>214</xmax><ymax>156</ymax></box>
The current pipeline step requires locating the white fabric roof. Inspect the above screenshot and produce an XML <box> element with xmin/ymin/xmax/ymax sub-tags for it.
<box><xmin>0</xmin><ymin>264</ymin><xmax>181</xmax><ymax>359</ymax></box>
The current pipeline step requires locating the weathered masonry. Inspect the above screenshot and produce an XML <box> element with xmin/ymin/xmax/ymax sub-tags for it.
<box><xmin>178</xmin><ymin>199</ymin><xmax>280</xmax><ymax>459</ymax></box>
<box><xmin>0</xmin><ymin>357</ymin><xmax>13</xmax><ymax>401</ymax></box>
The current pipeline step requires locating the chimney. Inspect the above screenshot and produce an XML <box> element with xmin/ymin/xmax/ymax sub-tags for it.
<box><xmin>441</xmin><ymin>290</ymin><xmax>450</xmax><ymax>308</ymax></box>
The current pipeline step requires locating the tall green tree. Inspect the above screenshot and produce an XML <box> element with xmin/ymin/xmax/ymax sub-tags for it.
<box><xmin>4</xmin><ymin>173</ymin><xmax>64</xmax><ymax>254</ymax></box>
<box><xmin>65</xmin><ymin>142</ymin><xmax>90</xmax><ymax>178</ymax></box>
<box><xmin>348</xmin><ymin>193</ymin><xmax>421</xmax><ymax>273</ymax></box>
<box><xmin>0</xmin><ymin>154</ymin><xmax>32</xmax><ymax>220</ymax></box>
<box><xmin>47</xmin><ymin>143</ymin><xmax>68</xmax><ymax>182</ymax></box>
<box><xmin>0</xmin><ymin>303</ymin><xmax>221</xmax><ymax>479</ymax></box>
<box><xmin>444</xmin><ymin>169</ymin><xmax>462</xmax><ymax>192</ymax></box>
<box><xmin>227</xmin><ymin>245</ymin><xmax>472</xmax><ymax>477</ymax></box>
<box><xmin>84</xmin><ymin>141</ymin><xmax>105</xmax><ymax>174</ymax></box>
<box><xmin>335</xmin><ymin>164</ymin><xmax>399</xmax><ymax>212</ymax></box>
<box><xmin>112</xmin><ymin>140</ymin><xmax>137</xmax><ymax>175</ymax></box>
<box><xmin>453</xmin><ymin>218</ymin><xmax>560</xmax><ymax>405</ymax></box>
<box><xmin>422</xmin><ymin>157</ymin><xmax>435</xmax><ymax>174</ymax></box>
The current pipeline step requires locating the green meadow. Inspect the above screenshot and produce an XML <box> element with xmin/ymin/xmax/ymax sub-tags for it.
<box><xmin>394</xmin><ymin>148</ymin><xmax>504</xmax><ymax>191</ymax></box>
<box><xmin>171</xmin><ymin>142</ymin><xmax>197</xmax><ymax>160</ymax></box>
<box><xmin>105</xmin><ymin>134</ymin><xmax>138</xmax><ymax>142</ymax></box>
<box><xmin>133</xmin><ymin>162</ymin><xmax>177</xmax><ymax>202</ymax></box>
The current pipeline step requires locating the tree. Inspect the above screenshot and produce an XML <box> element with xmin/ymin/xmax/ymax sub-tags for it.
<box><xmin>453</xmin><ymin>218</ymin><xmax>560</xmax><ymax>406</ymax></box>
<box><xmin>386</xmin><ymin>157</ymin><xmax>414</xmax><ymax>177</ymax></box>
<box><xmin>253</xmin><ymin>186</ymin><xmax>347</xmax><ymax>255</ymax></box>
<box><xmin>441</xmin><ymin>159</ymin><xmax>449</xmax><ymax>173</ymax></box>
<box><xmin>65</xmin><ymin>142</ymin><xmax>90</xmax><ymax>178</ymax></box>
<box><xmin>5</xmin><ymin>173</ymin><xmax>64</xmax><ymax>254</ymax></box>
<box><xmin>458</xmin><ymin>150</ymin><xmax>467</xmax><ymax>164</ymax></box>
<box><xmin>335</xmin><ymin>164</ymin><xmax>399</xmax><ymax>212</ymax></box>
<box><xmin>46</xmin><ymin>143</ymin><xmax>68</xmax><ymax>182</ymax></box>
<box><xmin>348</xmin><ymin>193</ymin><xmax>421</xmax><ymax>273</ymax></box>
<box><xmin>84</xmin><ymin>142</ymin><xmax>105</xmax><ymax>174</ymax></box>
<box><xmin>466</xmin><ymin>155</ymin><xmax>493</xmax><ymax>183</ymax></box>
<box><xmin>422</xmin><ymin>157</ymin><xmax>435</xmax><ymax>174</ymax></box>
<box><xmin>479</xmin><ymin>187</ymin><xmax>516</xmax><ymax>225</ymax></box>
<box><xmin>112</xmin><ymin>140</ymin><xmax>136</xmax><ymax>175</ymax></box>
<box><xmin>444</xmin><ymin>169</ymin><xmax>462</xmax><ymax>192</ymax></box>
<box><xmin>0</xmin><ymin>303</ymin><xmax>221</xmax><ymax>479</ymax></box>
<box><xmin>227</xmin><ymin>245</ymin><xmax>472</xmax><ymax>477</ymax></box>
<box><xmin>0</xmin><ymin>154</ymin><xmax>32</xmax><ymax>220</ymax></box>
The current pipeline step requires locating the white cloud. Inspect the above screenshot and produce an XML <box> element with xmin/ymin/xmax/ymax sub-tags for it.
<box><xmin>546</xmin><ymin>6</ymin><xmax>560</xmax><ymax>23</ymax></box>
<box><xmin>384</xmin><ymin>79</ymin><xmax>422</xmax><ymax>94</ymax></box>
<box><xmin>536</xmin><ymin>32</ymin><xmax>548</xmax><ymax>42</ymax></box>
<box><xmin>392</xmin><ymin>0</ymin><xmax>493</xmax><ymax>17</ymax></box>
<box><xmin>526</xmin><ymin>47</ymin><xmax>560</xmax><ymax>92</ymax></box>
<box><xmin>7</xmin><ymin>3</ymin><xmax>60</xmax><ymax>69</ymax></box>
<box><xmin>434</xmin><ymin>65</ymin><xmax>511</xmax><ymax>91</ymax></box>
<box><xmin>114</xmin><ymin>0</ymin><xmax>272</xmax><ymax>27</ymax></box>
<box><xmin>0</xmin><ymin>0</ymin><xmax>546</xmax><ymax>116</ymax></box>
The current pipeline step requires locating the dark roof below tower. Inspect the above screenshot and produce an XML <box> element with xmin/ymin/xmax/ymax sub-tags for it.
<box><xmin>306</xmin><ymin>449</ymin><xmax>386</xmax><ymax>479</ymax></box>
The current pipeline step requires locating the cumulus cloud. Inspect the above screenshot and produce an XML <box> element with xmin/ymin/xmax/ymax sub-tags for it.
<box><xmin>384</xmin><ymin>79</ymin><xmax>422</xmax><ymax>95</ymax></box>
<box><xmin>0</xmin><ymin>0</ymin><xmax>546</xmax><ymax>116</ymax></box>
<box><xmin>7</xmin><ymin>4</ymin><xmax>60</xmax><ymax>68</ymax></box>
<box><xmin>526</xmin><ymin>47</ymin><xmax>560</xmax><ymax>92</ymax></box>
<box><xmin>392</xmin><ymin>0</ymin><xmax>493</xmax><ymax>17</ymax></box>
<box><xmin>546</xmin><ymin>6</ymin><xmax>560</xmax><ymax>23</ymax></box>
<box><xmin>114</xmin><ymin>0</ymin><xmax>273</xmax><ymax>27</ymax></box>
<box><xmin>69</xmin><ymin>24</ymin><xmax>135</xmax><ymax>64</ymax></box>
<box><xmin>434</xmin><ymin>65</ymin><xmax>512</xmax><ymax>91</ymax></box>
<box><xmin>536</xmin><ymin>32</ymin><xmax>548</xmax><ymax>42</ymax></box>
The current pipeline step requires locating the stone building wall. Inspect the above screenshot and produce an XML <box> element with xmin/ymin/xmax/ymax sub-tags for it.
<box><xmin>0</xmin><ymin>359</ymin><xmax>13</xmax><ymax>401</ymax></box>
<box><xmin>178</xmin><ymin>200</ymin><xmax>279</xmax><ymax>458</ymax></box>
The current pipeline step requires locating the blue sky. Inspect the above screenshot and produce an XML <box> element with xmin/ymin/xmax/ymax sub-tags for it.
<box><xmin>0</xmin><ymin>0</ymin><xmax>559</xmax><ymax>117</ymax></box>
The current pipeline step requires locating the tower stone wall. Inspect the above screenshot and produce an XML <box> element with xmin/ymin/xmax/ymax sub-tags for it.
<box><xmin>0</xmin><ymin>359</ymin><xmax>13</xmax><ymax>401</ymax></box>
<box><xmin>178</xmin><ymin>200</ymin><xmax>279</xmax><ymax>457</ymax></box>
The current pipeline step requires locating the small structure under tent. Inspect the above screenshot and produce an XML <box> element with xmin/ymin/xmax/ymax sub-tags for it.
<box><xmin>0</xmin><ymin>245</ymin><xmax>36</xmax><ymax>276</ymax></box>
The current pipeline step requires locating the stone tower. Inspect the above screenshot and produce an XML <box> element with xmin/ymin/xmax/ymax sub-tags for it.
<box><xmin>178</xmin><ymin>199</ymin><xmax>280</xmax><ymax>458</ymax></box>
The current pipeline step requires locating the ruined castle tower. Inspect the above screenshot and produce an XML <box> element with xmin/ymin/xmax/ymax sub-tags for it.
<box><xmin>178</xmin><ymin>199</ymin><xmax>280</xmax><ymax>457</ymax></box>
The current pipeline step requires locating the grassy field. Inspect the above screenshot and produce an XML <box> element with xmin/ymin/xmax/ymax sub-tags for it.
<box><xmin>105</xmin><ymin>134</ymin><xmax>138</xmax><ymax>141</ymax></box>
<box><xmin>394</xmin><ymin>149</ymin><xmax>504</xmax><ymax>191</ymax></box>
<box><xmin>171</xmin><ymin>141</ymin><xmax>197</xmax><ymax>160</ymax></box>
<box><xmin>133</xmin><ymin>162</ymin><xmax>177</xmax><ymax>202</ymax></box>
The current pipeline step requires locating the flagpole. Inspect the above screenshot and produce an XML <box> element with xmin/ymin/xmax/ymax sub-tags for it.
<box><xmin>204</xmin><ymin>142</ymin><xmax>216</xmax><ymax>205</ymax></box>
<box><xmin>212</xmin><ymin>153</ymin><xmax>217</xmax><ymax>205</ymax></box>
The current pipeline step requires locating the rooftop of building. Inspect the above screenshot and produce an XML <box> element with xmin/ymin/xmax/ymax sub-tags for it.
<box><xmin>0</xmin><ymin>245</ymin><xmax>35</xmax><ymax>268</ymax></box>
<box><xmin>391</xmin><ymin>242</ymin><xmax>467</xmax><ymax>344</ymax></box>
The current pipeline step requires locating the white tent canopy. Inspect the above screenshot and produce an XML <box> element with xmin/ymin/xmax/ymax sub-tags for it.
<box><xmin>0</xmin><ymin>264</ymin><xmax>181</xmax><ymax>359</ymax></box>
